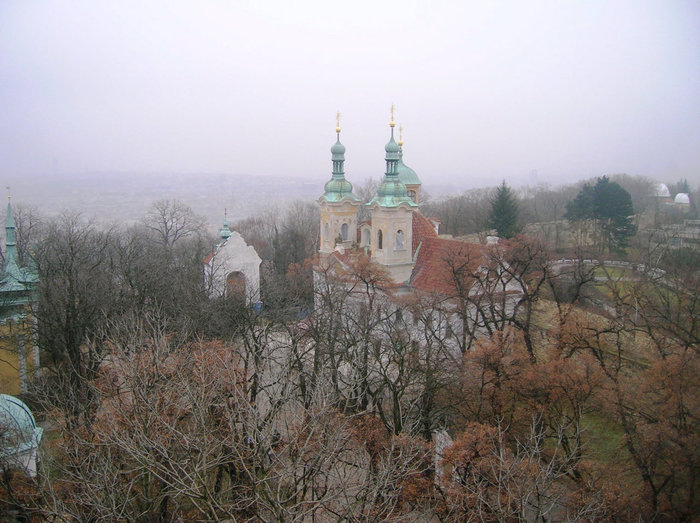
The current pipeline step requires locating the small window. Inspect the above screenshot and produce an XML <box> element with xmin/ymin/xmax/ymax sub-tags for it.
<box><xmin>378</xmin><ymin>230</ymin><xmax>383</xmax><ymax>250</ymax></box>
<box><xmin>324</xmin><ymin>223</ymin><xmax>329</xmax><ymax>242</ymax></box>
<box><xmin>395</xmin><ymin>229</ymin><xmax>404</xmax><ymax>249</ymax></box>
<box><xmin>341</xmin><ymin>223</ymin><xmax>348</xmax><ymax>241</ymax></box>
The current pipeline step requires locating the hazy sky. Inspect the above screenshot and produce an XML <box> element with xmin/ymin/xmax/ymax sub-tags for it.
<box><xmin>1</xmin><ymin>0</ymin><xmax>699</xmax><ymax>190</ymax></box>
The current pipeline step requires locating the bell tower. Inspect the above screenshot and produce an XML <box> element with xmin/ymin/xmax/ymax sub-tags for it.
<box><xmin>318</xmin><ymin>113</ymin><xmax>361</xmax><ymax>254</ymax></box>
<box><xmin>367</xmin><ymin>106</ymin><xmax>418</xmax><ymax>282</ymax></box>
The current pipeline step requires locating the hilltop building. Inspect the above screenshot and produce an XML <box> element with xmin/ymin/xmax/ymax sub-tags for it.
<box><xmin>0</xmin><ymin>199</ymin><xmax>39</xmax><ymax>395</ymax></box>
<box><xmin>651</xmin><ymin>182</ymin><xmax>693</xmax><ymax>215</ymax></box>
<box><xmin>204</xmin><ymin>216</ymin><xmax>262</xmax><ymax>304</ymax></box>
<box><xmin>314</xmin><ymin>112</ymin><xmax>523</xmax><ymax>348</ymax></box>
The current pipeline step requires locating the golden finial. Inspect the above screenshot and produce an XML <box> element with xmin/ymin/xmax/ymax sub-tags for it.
<box><xmin>6</xmin><ymin>186</ymin><xmax>10</xmax><ymax>201</ymax></box>
<box><xmin>398</xmin><ymin>125</ymin><xmax>403</xmax><ymax>147</ymax></box>
<box><xmin>336</xmin><ymin>111</ymin><xmax>341</xmax><ymax>133</ymax></box>
<box><xmin>390</xmin><ymin>104</ymin><xmax>395</xmax><ymax>128</ymax></box>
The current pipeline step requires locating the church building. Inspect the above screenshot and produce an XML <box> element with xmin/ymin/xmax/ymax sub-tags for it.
<box><xmin>318</xmin><ymin>110</ymin><xmax>445</xmax><ymax>284</ymax></box>
<box><xmin>314</xmin><ymin>111</ymin><xmax>524</xmax><ymax>348</ymax></box>
<box><xmin>203</xmin><ymin>217</ymin><xmax>262</xmax><ymax>305</ymax></box>
<box><xmin>316</xmin><ymin>110</ymin><xmax>445</xmax><ymax>286</ymax></box>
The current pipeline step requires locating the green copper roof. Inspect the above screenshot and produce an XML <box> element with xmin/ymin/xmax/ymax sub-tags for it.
<box><xmin>0</xmin><ymin>201</ymin><xmax>38</xmax><ymax>314</ymax></box>
<box><xmin>219</xmin><ymin>220</ymin><xmax>232</xmax><ymax>240</ymax></box>
<box><xmin>320</xmin><ymin>132</ymin><xmax>361</xmax><ymax>204</ymax></box>
<box><xmin>368</xmin><ymin>128</ymin><xmax>417</xmax><ymax>208</ymax></box>
<box><xmin>397</xmin><ymin>148</ymin><xmax>422</xmax><ymax>186</ymax></box>
<box><xmin>331</xmin><ymin>138</ymin><xmax>346</xmax><ymax>156</ymax></box>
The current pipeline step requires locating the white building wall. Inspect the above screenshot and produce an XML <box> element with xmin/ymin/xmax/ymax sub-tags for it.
<box><xmin>205</xmin><ymin>231</ymin><xmax>262</xmax><ymax>303</ymax></box>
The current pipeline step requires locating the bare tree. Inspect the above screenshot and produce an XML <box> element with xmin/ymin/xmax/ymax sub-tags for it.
<box><xmin>144</xmin><ymin>199</ymin><xmax>206</xmax><ymax>249</ymax></box>
<box><xmin>34</xmin><ymin>212</ymin><xmax>118</xmax><ymax>426</ymax></box>
<box><xmin>8</xmin><ymin>203</ymin><xmax>44</xmax><ymax>267</ymax></box>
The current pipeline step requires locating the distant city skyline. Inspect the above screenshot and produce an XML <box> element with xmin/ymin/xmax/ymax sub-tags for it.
<box><xmin>1</xmin><ymin>1</ymin><xmax>699</xmax><ymax>190</ymax></box>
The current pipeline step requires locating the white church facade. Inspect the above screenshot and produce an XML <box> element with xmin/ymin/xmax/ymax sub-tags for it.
<box><xmin>204</xmin><ymin>220</ymin><xmax>262</xmax><ymax>305</ymax></box>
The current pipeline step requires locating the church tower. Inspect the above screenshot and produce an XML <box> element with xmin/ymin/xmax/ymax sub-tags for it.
<box><xmin>318</xmin><ymin>113</ymin><xmax>362</xmax><ymax>254</ymax></box>
<box><xmin>367</xmin><ymin>107</ymin><xmax>418</xmax><ymax>282</ymax></box>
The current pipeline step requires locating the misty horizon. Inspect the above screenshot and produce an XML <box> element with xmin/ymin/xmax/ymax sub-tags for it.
<box><xmin>2</xmin><ymin>1</ymin><xmax>699</xmax><ymax>191</ymax></box>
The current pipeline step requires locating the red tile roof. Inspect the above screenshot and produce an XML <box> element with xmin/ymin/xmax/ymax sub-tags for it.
<box><xmin>411</xmin><ymin>211</ymin><xmax>439</xmax><ymax>255</ymax></box>
<box><xmin>410</xmin><ymin>237</ymin><xmax>488</xmax><ymax>295</ymax></box>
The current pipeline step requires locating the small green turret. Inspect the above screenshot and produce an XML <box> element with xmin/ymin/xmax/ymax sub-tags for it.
<box><xmin>320</xmin><ymin>113</ymin><xmax>361</xmax><ymax>204</ymax></box>
<box><xmin>219</xmin><ymin>210</ymin><xmax>232</xmax><ymax>240</ymax></box>
<box><xmin>368</xmin><ymin>110</ymin><xmax>417</xmax><ymax>209</ymax></box>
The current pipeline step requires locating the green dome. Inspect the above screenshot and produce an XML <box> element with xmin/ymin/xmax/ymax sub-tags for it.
<box><xmin>331</xmin><ymin>139</ymin><xmax>346</xmax><ymax>156</ymax></box>
<box><xmin>377</xmin><ymin>177</ymin><xmax>408</xmax><ymax>198</ymax></box>
<box><xmin>219</xmin><ymin>221</ymin><xmax>232</xmax><ymax>240</ymax></box>
<box><xmin>398</xmin><ymin>150</ymin><xmax>421</xmax><ymax>186</ymax></box>
<box><xmin>322</xmin><ymin>177</ymin><xmax>360</xmax><ymax>203</ymax></box>
<box><xmin>367</xmin><ymin>127</ymin><xmax>418</xmax><ymax>208</ymax></box>
<box><xmin>385</xmin><ymin>136</ymin><xmax>400</xmax><ymax>156</ymax></box>
<box><xmin>368</xmin><ymin>179</ymin><xmax>418</xmax><ymax>208</ymax></box>
<box><xmin>0</xmin><ymin>394</ymin><xmax>42</xmax><ymax>454</ymax></box>
<box><xmin>320</xmin><ymin>129</ymin><xmax>361</xmax><ymax>203</ymax></box>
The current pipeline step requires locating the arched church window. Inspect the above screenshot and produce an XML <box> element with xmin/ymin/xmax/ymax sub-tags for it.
<box><xmin>378</xmin><ymin>230</ymin><xmax>383</xmax><ymax>250</ymax></box>
<box><xmin>361</xmin><ymin>228</ymin><xmax>370</xmax><ymax>246</ymax></box>
<box><xmin>395</xmin><ymin>229</ymin><xmax>404</xmax><ymax>250</ymax></box>
<box><xmin>324</xmin><ymin>223</ymin><xmax>329</xmax><ymax>242</ymax></box>
<box><xmin>341</xmin><ymin>223</ymin><xmax>348</xmax><ymax>241</ymax></box>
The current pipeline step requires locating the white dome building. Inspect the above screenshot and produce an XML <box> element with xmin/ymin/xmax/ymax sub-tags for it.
<box><xmin>674</xmin><ymin>193</ymin><xmax>690</xmax><ymax>205</ymax></box>
<box><xmin>653</xmin><ymin>183</ymin><xmax>671</xmax><ymax>199</ymax></box>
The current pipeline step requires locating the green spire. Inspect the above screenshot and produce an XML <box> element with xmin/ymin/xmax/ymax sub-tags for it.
<box><xmin>368</xmin><ymin>109</ymin><xmax>417</xmax><ymax>208</ymax></box>
<box><xmin>219</xmin><ymin>209</ymin><xmax>232</xmax><ymax>240</ymax></box>
<box><xmin>320</xmin><ymin>113</ymin><xmax>361</xmax><ymax>203</ymax></box>
<box><xmin>4</xmin><ymin>199</ymin><xmax>21</xmax><ymax>278</ymax></box>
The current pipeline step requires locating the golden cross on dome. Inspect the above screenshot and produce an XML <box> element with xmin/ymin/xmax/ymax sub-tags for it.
<box><xmin>398</xmin><ymin>125</ymin><xmax>403</xmax><ymax>146</ymax></box>
<box><xmin>390</xmin><ymin>104</ymin><xmax>395</xmax><ymax>127</ymax></box>
<box><xmin>336</xmin><ymin>111</ymin><xmax>341</xmax><ymax>133</ymax></box>
<box><xmin>6</xmin><ymin>186</ymin><xmax>10</xmax><ymax>201</ymax></box>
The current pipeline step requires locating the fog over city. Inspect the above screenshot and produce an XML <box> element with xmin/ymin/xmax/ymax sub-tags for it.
<box><xmin>1</xmin><ymin>0</ymin><xmax>699</xmax><ymax>205</ymax></box>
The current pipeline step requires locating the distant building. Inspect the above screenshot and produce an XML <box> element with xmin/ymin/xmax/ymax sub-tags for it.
<box><xmin>203</xmin><ymin>217</ymin><xmax>262</xmax><ymax>304</ymax></box>
<box><xmin>0</xmin><ymin>199</ymin><xmax>39</xmax><ymax>395</ymax></box>
<box><xmin>652</xmin><ymin>183</ymin><xmax>692</xmax><ymax>214</ymax></box>
<box><xmin>653</xmin><ymin>183</ymin><xmax>672</xmax><ymax>201</ymax></box>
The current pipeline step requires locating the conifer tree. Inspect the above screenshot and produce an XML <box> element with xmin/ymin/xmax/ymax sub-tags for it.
<box><xmin>565</xmin><ymin>176</ymin><xmax>636</xmax><ymax>254</ymax></box>
<box><xmin>488</xmin><ymin>180</ymin><xmax>520</xmax><ymax>238</ymax></box>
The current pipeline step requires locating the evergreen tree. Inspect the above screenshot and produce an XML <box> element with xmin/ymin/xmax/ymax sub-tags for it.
<box><xmin>564</xmin><ymin>183</ymin><xmax>594</xmax><ymax>221</ymax></box>
<box><xmin>488</xmin><ymin>181</ymin><xmax>520</xmax><ymax>238</ymax></box>
<box><xmin>565</xmin><ymin>176</ymin><xmax>636</xmax><ymax>254</ymax></box>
